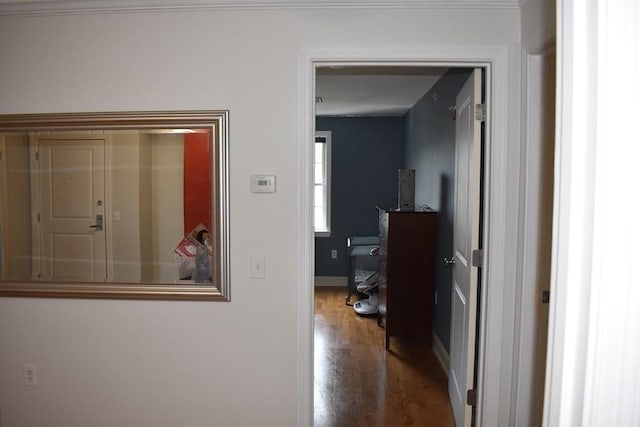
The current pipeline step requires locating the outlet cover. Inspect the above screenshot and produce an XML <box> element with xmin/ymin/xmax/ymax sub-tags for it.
<box><xmin>23</xmin><ymin>364</ymin><xmax>37</xmax><ymax>386</ymax></box>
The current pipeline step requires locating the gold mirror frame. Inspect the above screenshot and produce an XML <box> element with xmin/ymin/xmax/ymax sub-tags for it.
<box><xmin>0</xmin><ymin>111</ymin><xmax>230</xmax><ymax>300</ymax></box>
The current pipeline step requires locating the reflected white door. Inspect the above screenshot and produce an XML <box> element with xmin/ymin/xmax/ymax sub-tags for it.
<box><xmin>448</xmin><ymin>69</ymin><xmax>482</xmax><ymax>427</ymax></box>
<box><xmin>33</xmin><ymin>137</ymin><xmax>107</xmax><ymax>281</ymax></box>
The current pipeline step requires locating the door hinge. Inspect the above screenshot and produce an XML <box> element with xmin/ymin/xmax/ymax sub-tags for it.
<box><xmin>542</xmin><ymin>290</ymin><xmax>550</xmax><ymax>304</ymax></box>
<box><xmin>35</xmin><ymin>151</ymin><xmax>39</xmax><ymax>161</ymax></box>
<box><xmin>466</xmin><ymin>389</ymin><xmax>477</xmax><ymax>406</ymax></box>
<box><xmin>475</xmin><ymin>103</ymin><xmax>486</xmax><ymax>121</ymax></box>
<box><xmin>472</xmin><ymin>249</ymin><xmax>484</xmax><ymax>268</ymax></box>
<box><xmin>37</xmin><ymin>213</ymin><xmax>40</xmax><ymax>222</ymax></box>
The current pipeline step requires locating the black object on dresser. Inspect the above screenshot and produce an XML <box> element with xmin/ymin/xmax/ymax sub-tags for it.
<box><xmin>377</xmin><ymin>208</ymin><xmax>437</xmax><ymax>350</ymax></box>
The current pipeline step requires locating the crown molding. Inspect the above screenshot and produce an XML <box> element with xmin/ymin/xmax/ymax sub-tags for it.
<box><xmin>0</xmin><ymin>0</ymin><xmax>520</xmax><ymax>17</ymax></box>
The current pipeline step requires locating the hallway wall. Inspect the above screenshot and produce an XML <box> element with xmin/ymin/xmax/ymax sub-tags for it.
<box><xmin>315</xmin><ymin>116</ymin><xmax>404</xmax><ymax>278</ymax></box>
<box><xmin>0</xmin><ymin>5</ymin><xmax>521</xmax><ymax>426</ymax></box>
<box><xmin>404</xmin><ymin>68</ymin><xmax>472</xmax><ymax>351</ymax></box>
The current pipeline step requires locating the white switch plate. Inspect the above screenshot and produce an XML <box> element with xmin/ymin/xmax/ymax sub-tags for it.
<box><xmin>251</xmin><ymin>175</ymin><xmax>276</xmax><ymax>193</ymax></box>
<box><xmin>250</xmin><ymin>256</ymin><xmax>265</xmax><ymax>279</ymax></box>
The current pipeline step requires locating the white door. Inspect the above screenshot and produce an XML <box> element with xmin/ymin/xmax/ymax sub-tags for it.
<box><xmin>448</xmin><ymin>68</ymin><xmax>483</xmax><ymax>427</ymax></box>
<box><xmin>32</xmin><ymin>136</ymin><xmax>107</xmax><ymax>281</ymax></box>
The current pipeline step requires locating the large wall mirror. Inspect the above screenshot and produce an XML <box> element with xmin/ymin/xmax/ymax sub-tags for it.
<box><xmin>0</xmin><ymin>111</ymin><xmax>230</xmax><ymax>300</ymax></box>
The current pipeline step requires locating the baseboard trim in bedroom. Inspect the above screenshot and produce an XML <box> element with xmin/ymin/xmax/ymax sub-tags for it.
<box><xmin>314</xmin><ymin>276</ymin><xmax>348</xmax><ymax>287</ymax></box>
<box><xmin>432</xmin><ymin>332</ymin><xmax>449</xmax><ymax>376</ymax></box>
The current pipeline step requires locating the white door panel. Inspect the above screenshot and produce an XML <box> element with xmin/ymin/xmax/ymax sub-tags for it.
<box><xmin>449</xmin><ymin>68</ymin><xmax>482</xmax><ymax>427</ymax></box>
<box><xmin>451</xmin><ymin>282</ymin><xmax>467</xmax><ymax>404</ymax></box>
<box><xmin>33</xmin><ymin>137</ymin><xmax>107</xmax><ymax>281</ymax></box>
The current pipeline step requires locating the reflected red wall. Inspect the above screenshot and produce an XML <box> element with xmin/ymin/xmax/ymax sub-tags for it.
<box><xmin>183</xmin><ymin>132</ymin><xmax>211</xmax><ymax>234</ymax></box>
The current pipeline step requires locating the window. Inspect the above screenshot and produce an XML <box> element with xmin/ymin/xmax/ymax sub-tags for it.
<box><xmin>314</xmin><ymin>131</ymin><xmax>331</xmax><ymax>236</ymax></box>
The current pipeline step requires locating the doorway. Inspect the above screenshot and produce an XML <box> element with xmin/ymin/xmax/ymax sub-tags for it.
<box><xmin>312</xmin><ymin>64</ymin><xmax>482</xmax><ymax>426</ymax></box>
<box><xmin>298</xmin><ymin>47</ymin><xmax>518</xmax><ymax>427</ymax></box>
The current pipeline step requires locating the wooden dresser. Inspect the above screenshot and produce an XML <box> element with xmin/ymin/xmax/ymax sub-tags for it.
<box><xmin>377</xmin><ymin>208</ymin><xmax>437</xmax><ymax>349</ymax></box>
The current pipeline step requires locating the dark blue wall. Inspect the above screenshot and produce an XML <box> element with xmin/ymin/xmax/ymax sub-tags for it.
<box><xmin>315</xmin><ymin>117</ymin><xmax>404</xmax><ymax>276</ymax></box>
<box><xmin>315</xmin><ymin>69</ymin><xmax>471</xmax><ymax>351</ymax></box>
<box><xmin>404</xmin><ymin>68</ymin><xmax>472</xmax><ymax>351</ymax></box>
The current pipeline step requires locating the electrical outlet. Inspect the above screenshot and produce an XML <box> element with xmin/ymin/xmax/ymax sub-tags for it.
<box><xmin>23</xmin><ymin>364</ymin><xmax>37</xmax><ymax>386</ymax></box>
<box><xmin>331</xmin><ymin>249</ymin><xmax>337</xmax><ymax>259</ymax></box>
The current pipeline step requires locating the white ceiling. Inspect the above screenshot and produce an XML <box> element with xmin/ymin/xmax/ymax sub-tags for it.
<box><xmin>315</xmin><ymin>66</ymin><xmax>447</xmax><ymax>117</ymax></box>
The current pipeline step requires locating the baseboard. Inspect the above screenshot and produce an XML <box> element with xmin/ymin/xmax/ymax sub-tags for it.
<box><xmin>314</xmin><ymin>276</ymin><xmax>348</xmax><ymax>287</ymax></box>
<box><xmin>432</xmin><ymin>332</ymin><xmax>449</xmax><ymax>376</ymax></box>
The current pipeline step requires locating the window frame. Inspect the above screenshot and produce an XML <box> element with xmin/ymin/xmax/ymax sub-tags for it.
<box><xmin>314</xmin><ymin>131</ymin><xmax>331</xmax><ymax>237</ymax></box>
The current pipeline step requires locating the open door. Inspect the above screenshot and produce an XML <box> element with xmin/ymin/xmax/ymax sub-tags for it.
<box><xmin>31</xmin><ymin>135</ymin><xmax>107</xmax><ymax>281</ymax></box>
<box><xmin>448</xmin><ymin>68</ymin><xmax>483</xmax><ymax>427</ymax></box>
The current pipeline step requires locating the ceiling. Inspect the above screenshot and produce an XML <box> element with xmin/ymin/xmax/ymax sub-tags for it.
<box><xmin>315</xmin><ymin>66</ymin><xmax>447</xmax><ymax>117</ymax></box>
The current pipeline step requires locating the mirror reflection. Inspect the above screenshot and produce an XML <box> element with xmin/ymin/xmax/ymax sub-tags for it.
<box><xmin>0</xmin><ymin>124</ymin><xmax>221</xmax><ymax>287</ymax></box>
<box><xmin>0</xmin><ymin>129</ymin><xmax>212</xmax><ymax>283</ymax></box>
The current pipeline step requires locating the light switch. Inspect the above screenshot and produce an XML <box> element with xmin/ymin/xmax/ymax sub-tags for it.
<box><xmin>250</xmin><ymin>256</ymin><xmax>265</xmax><ymax>279</ymax></box>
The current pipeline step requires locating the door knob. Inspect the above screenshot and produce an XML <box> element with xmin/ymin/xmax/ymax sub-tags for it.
<box><xmin>443</xmin><ymin>256</ymin><xmax>455</xmax><ymax>266</ymax></box>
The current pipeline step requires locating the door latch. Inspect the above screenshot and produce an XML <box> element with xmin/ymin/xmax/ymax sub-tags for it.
<box><xmin>90</xmin><ymin>214</ymin><xmax>103</xmax><ymax>231</ymax></box>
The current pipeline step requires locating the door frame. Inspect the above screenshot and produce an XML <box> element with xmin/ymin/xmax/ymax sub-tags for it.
<box><xmin>513</xmin><ymin>47</ymin><xmax>555</xmax><ymax>426</ymax></box>
<box><xmin>297</xmin><ymin>45</ymin><xmax>518</xmax><ymax>426</ymax></box>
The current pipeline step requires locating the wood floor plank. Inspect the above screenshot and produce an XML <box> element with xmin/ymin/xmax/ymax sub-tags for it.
<box><xmin>314</xmin><ymin>287</ymin><xmax>455</xmax><ymax>427</ymax></box>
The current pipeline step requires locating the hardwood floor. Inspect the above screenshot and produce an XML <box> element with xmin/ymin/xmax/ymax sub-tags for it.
<box><xmin>314</xmin><ymin>287</ymin><xmax>455</xmax><ymax>427</ymax></box>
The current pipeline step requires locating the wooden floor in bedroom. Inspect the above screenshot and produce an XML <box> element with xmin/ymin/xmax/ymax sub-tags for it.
<box><xmin>314</xmin><ymin>286</ymin><xmax>455</xmax><ymax>427</ymax></box>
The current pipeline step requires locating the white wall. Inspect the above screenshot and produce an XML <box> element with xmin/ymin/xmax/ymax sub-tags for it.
<box><xmin>0</xmin><ymin>135</ymin><xmax>32</xmax><ymax>281</ymax></box>
<box><xmin>514</xmin><ymin>51</ymin><xmax>555</xmax><ymax>427</ymax></box>
<box><xmin>150</xmin><ymin>134</ymin><xmax>184</xmax><ymax>282</ymax></box>
<box><xmin>0</xmin><ymin>7</ymin><xmax>521</xmax><ymax>426</ymax></box>
<box><xmin>521</xmin><ymin>0</ymin><xmax>555</xmax><ymax>53</ymax></box>
<box><xmin>514</xmin><ymin>1</ymin><xmax>556</xmax><ymax>425</ymax></box>
<box><xmin>139</xmin><ymin>133</ymin><xmax>154</xmax><ymax>282</ymax></box>
<box><xmin>545</xmin><ymin>0</ymin><xmax>640</xmax><ymax>425</ymax></box>
<box><xmin>109</xmin><ymin>132</ymin><xmax>144</xmax><ymax>282</ymax></box>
